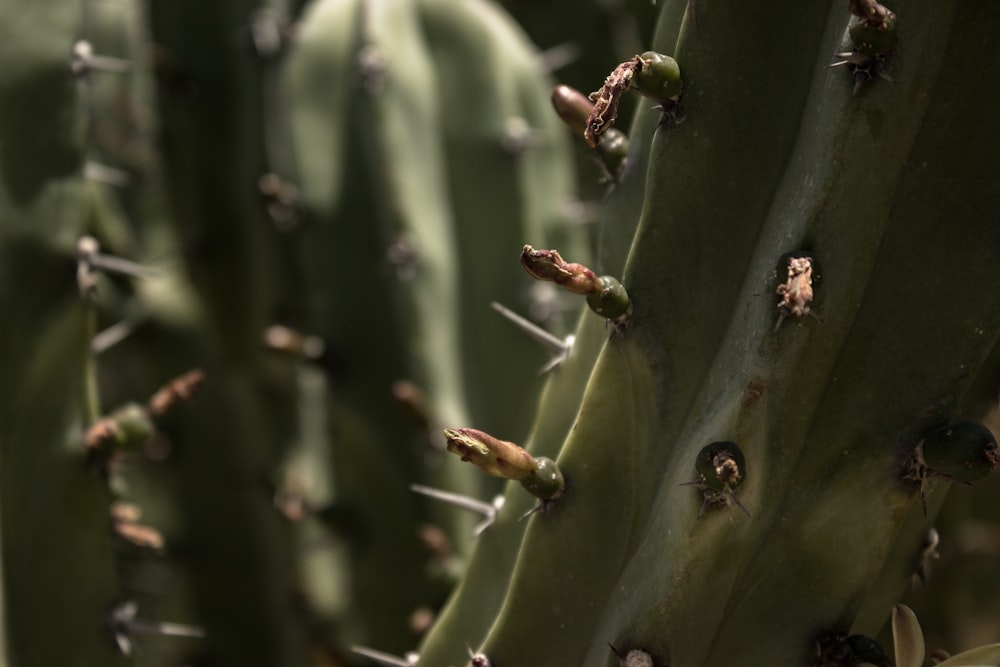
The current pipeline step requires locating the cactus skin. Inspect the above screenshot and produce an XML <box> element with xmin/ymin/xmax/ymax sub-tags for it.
<box><xmin>0</xmin><ymin>1</ymin><xmax>130</xmax><ymax>664</ymax></box>
<box><xmin>414</xmin><ymin>1</ymin><xmax>1000</xmax><ymax>666</ymax></box>
<box><xmin>287</xmin><ymin>0</ymin><xmax>584</xmax><ymax>654</ymax></box>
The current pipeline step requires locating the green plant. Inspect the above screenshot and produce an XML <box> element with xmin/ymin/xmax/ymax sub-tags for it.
<box><xmin>3</xmin><ymin>0</ymin><xmax>1000</xmax><ymax>666</ymax></box>
<box><xmin>413</xmin><ymin>0</ymin><xmax>1000</xmax><ymax>665</ymax></box>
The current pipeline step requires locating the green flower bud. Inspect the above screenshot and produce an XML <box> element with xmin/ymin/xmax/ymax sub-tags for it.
<box><xmin>586</xmin><ymin>276</ymin><xmax>631</xmax><ymax>320</ymax></box>
<box><xmin>519</xmin><ymin>456</ymin><xmax>565</xmax><ymax>501</ymax></box>
<box><xmin>597</xmin><ymin>129</ymin><xmax>630</xmax><ymax>177</ymax></box>
<box><xmin>632</xmin><ymin>51</ymin><xmax>682</xmax><ymax>102</ymax></box>
<box><xmin>849</xmin><ymin>12</ymin><xmax>898</xmax><ymax>57</ymax></box>
<box><xmin>920</xmin><ymin>421</ymin><xmax>1000</xmax><ymax>484</ymax></box>
<box><xmin>550</xmin><ymin>84</ymin><xmax>593</xmax><ymax>136</ymax></box>
<box><xmin>84</xmin><ymin>402</ymin><xmax>154</xmax><ymax>452</ymax></box>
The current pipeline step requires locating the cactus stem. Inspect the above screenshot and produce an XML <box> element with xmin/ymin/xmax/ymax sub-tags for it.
<box><xmin>71</xmin><ymin>40</ymin><xmax>131</xmax><ymax>77</ymax></box>
<box><xmin>107</xmin><ymin>601</ymin><xmax>205</xmax><ymax>657</ymax></box>
<box><xmin>490</xmin><ymin>301</ymin><xmax>574</xmax><ymax>373</ymax></box>
<box><xmin>409</xmin><ymin>485</ymin><xmax>505</xmax><ymax>536</ymax></box>
<box><xmin>351</xmin><ymin>645</ymin><xmax>419</xmax><ymax>666</ymax></box>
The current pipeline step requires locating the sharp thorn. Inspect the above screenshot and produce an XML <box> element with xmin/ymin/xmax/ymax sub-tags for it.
<box><xmin>92</xmin><ymin>318</ymin><xmax>144</xmax><ymax>354</ymax></box>
<box><xmin>410</xmin><ymin>484</ymin><xmax>497</xmax><ymax>519</ymax></box>
<box><xmin>351</xmin><ymin>645</ymin><xmax>418</xmax><ymax>666</ymax></box>
<box><xmin>84</xmin><ymin>161</ymin><xmax>131</xmax><ymax>186</ymax></box>
<box><xmin>536</xmin><ymin>42</ymin><xmax>580</xmax><ymax>73</ymax></box>
<box><xmin>491</xmin><ymin>302</ymin><xmax>568</xmax><ymax>353</ymax></box>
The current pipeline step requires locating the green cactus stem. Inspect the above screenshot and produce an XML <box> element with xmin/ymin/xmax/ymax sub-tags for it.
<box><xmin>443</xmin><ymin>428</ymin><xmax>564</xmax><ymax>502</ymax></box>
<box><xmin>520</xmin><ymin>245</ymin><xmax>630</xmax><ymax>320</ymax></box>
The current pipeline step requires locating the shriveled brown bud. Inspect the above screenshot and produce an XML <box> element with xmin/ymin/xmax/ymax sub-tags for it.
<box><xmin>520</xmin><ymin>245</ymin><xmax>602</xmax><ymax>296</ymax></box>
<box><xmin>443</xmin><ymin>428</ymin><xmax>536</xmax><ymax>480</ymax></box>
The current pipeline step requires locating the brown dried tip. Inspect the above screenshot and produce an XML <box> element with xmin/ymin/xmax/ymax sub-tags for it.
<box><xmin>84</xmin><ymin>418</ymin><xmax>122</xmax><ymax>450</ymax></box>
<box><xmin>520</xmin><ymin>245</ymin><xmax>602</xmax><ymax>295</ymax></box>
<box><xmin>147</xmin><ymin>369</ymin><xmax>206</xmax><ymax>417</ymax></box>
<box><xmin>443</xmin><ymin>427</ymin><xmax>537</xmax><ymax>480</ymax></box>
<box><xmin>848</xmin><ymin>0</ymin><xmax>892</xmax><ymax>26</ymax></box>
<box><xmin>585</xmin><ymin>56</ymin><xmax>642</xmax><ymax>147</ymax></box>
<box><xmin>263</xmin><ymin>325</ymin><xmax>324</xmax><ymax>359</ymax></box>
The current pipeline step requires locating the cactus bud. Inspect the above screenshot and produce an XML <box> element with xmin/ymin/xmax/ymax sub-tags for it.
<box><xmin>920</xmin><ymin>421</ymin><xmax>1000</xmax><ymax>483</ymax></box>
<box><xmin>444</xmin><ymin>428</ymin><xmax>537</xmax><ymax>480</ymax></box>
<box><xmin>521</xmin><ymin>246</ymin><xmax>630</xmax><ymax>320</ymax></box>
<box><xmin>551</xmin><ymin>84</ymin><xmax>593</xmax><ymax>136</ymax></box>
<box><xmin>84</xmin><ymin>403</ymin><xmax>154</xmax><ymax>452</ymax></box>
<box><xmin>632</xmin><ymin>51</ymin><xmax>682</xmax><ymax>102</ymax></box>
<box><xmin>849</xmin><ymin>12</ymin><xmax>898</xmax><ymax>57</ymax></box>
<box><xmin>519</xmin><ymin>456</ymin><xmax>565</xmax><ymax>501</ymax></box>
<box><xmin>586</xmin><ymin>276</ymin><xmax>631</xmax><ymax>320</ymax></box>
<box><xmin>443</xmin><ymin>429</ymin><xmax>565</xmax><ymax>502</ymax></box>
<box><xmin>597</xmin><ymin>128</ymin><xmax>630</xmax><ymax>177</ymax></box>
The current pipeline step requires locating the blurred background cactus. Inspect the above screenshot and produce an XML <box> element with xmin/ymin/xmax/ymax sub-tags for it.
<box><xmin>2</xmin><ymin>0</ymin><xmax>1000</xmax><ymax>666</ymax></box>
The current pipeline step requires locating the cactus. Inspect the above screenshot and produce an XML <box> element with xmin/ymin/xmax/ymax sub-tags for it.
<box><xmin>414</xmin><ymin>0</ymin><xmax>1000</xmax><ymax>665</ymax></box>
<box><xmin>4</xmin><ymin>0</ymin><xmax>1000</xmax><ymax>666</ymax></box>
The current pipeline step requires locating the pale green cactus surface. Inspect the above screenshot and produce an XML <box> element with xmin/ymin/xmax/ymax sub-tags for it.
<box><xmin>1</xmin><ymin>0</ymin><xmax>1000</xmax><ymax>666</ymax></box>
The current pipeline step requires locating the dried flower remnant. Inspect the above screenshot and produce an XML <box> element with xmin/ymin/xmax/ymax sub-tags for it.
<box><xmin>585</xmin><ymin>58</ymin><xmax>638</xmax><ymax>147</ymax></box>
<box><xmin>775</xmin><ymin>256</ymin><xmax>820</xmax><ymax>330</ymax></box>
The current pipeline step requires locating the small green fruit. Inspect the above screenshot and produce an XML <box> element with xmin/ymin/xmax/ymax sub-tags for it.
<box><xmin>921</xmin><ymin>421</ymin><xmax>1000</xmax><ymax>483</ymax></box>
<box><xmin>632</xmin><ymin>51</ymin><xmax>682</xmax><ymax>102</ymax></box>
<box><xmin>585</xmin><ymin>276</ymin><xmax>630</xmax><ymax>320</ymax></box>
